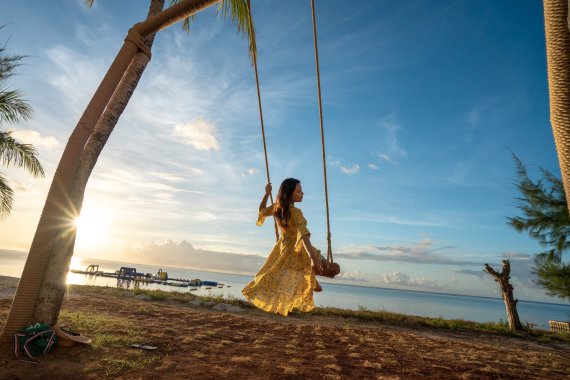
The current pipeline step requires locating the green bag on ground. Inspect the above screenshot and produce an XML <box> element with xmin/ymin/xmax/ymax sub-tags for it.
<box><xmin>14</xmin><ymin>322</ymin><xmax>58</xmax><ymax>361</ymax></box>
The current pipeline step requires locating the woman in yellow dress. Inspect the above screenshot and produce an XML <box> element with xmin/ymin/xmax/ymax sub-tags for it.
<box><xmin>242</xmin><ymin>178</ymin><xmax>324</xmax><ymax>316</ymax></box>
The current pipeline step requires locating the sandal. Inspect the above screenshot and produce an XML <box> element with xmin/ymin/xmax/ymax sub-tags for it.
<box><xmin>131</xmin><ymin>343</ymin><xmax>158</xmax><ymax>350</ymax></box>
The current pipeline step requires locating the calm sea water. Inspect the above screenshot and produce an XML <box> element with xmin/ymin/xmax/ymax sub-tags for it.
<box><xmin>2</xmin><ymin>255</ymin><xmax>569</xmax><ymax>330</ymax></box>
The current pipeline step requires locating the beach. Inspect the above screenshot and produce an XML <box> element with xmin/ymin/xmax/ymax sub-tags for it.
<box><xmin>0</xmin><ymin>275</ymin><xmax>569</xmax><ymax>379</ymax></box>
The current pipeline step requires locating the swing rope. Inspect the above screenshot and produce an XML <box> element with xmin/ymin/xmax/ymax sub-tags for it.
<box><xmin>310</xmin><ymin>0</ymin><xmax>334</xmax><ymax>265</ymax></box>
<box><xmin>246</xmin><ymin>0</ymin><xmax>279</xmax><ymax>242</ymax></box>
<box><xmin>246</xmin><ymin>0</ymin><xmax>336</xmax><ymax>262</ymax></box>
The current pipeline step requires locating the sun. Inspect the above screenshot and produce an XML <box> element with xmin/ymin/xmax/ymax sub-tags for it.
<box><xmin>69</xmin><ymin>255</ymin><xmax>84</xmax><ymax>271</ymax></box>
<box><xmin>74</xmin><ymin>202</ymin><xmax>112</xmax><ymax>251</ymax></box>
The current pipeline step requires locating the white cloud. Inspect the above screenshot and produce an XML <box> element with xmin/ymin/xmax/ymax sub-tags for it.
<box><xmin>453</xmin><ymin>269</ymin><xmax>486</xmax><ymax>279</ymax></box>
<box><xmin>165</xmin><ymin>161</ymin><xmax>205</xmax><ymax>176</ymax></box>
<box><xmin>378</xmin><ymin>115</ymin><xmax>407</xmax><ymax>158</ymax></box>
<box><xmin>387</xmin><ymin>216</ymin><xmax>444</xmax><ymax>227</ymax></box>
<box><xmin>8</xmin><ymin>129</ymin><xmax>59</xmax><ymax>150</ymax></box>
<box><xmin>329</xmin><ymin>159</ymin><xmax>360</xmax><ymax>174</ymax></box>
<box><xmin>336</xmin><ymin>240</ymin><xmax>480</xmax><ymax>266</ymax></box>
<box><xmin>340</xmin><ymin>163</ymin><xmax>360</xmax><ymax>174</ymax></box>
<box><xmin>368</xmin><ymin>163</ymin><xmax>379</xmax><ymax>170</ymax></box>
<box><xmin>124</xmin><ymin>240</ymin><xmax>264</xmax><ymax>275</ymax></box>
<box><xmin>142</xmin><ymin>182</ymin><xmax>189</xmax><ymax>193</ymax></box>
<box><xmin>240</xmin><ymin>167</ymin><xmax>258</xmax><ymax>178</ymax></box>
<box><xmin>335</xmin><ymin>212</ymin><xmax>447</xmax><ymax>227</ymax></box>
<box><xmin>148</xmin><ymin>171</ymin><xmax>186</xmax><ymax>183</ymax></box>
<box><xmin>502</xmin><ymin>251</ymin><xmax>532</xmax><ymax>260</ymax></box>
<box><xmin>377</xmin><ymin>153</ymin><xmax>392</xmax><ymax>162</ymax></box>
<box><xmin>381</xmin><ymin>271</ymin><xmax>447</xmax><ymax>290</ymax></box>
<box><xmin>151</xmin><ymin>193</ymin><xmax>182</xmax><ymax>205</ymax></box>
<box><xmin>336</xmin><ymin>270</ymin><xmax>369</xmax><ymax>282</ymax></box>
<box><xmin>172</xmin><ymin>119</ymin><xmax>220</xmax><ymax>151</ymax></box>
<box><xmin>46</xmin><ymin>46</ymin><xmax>103</xmax><ymax>114</ymax></box>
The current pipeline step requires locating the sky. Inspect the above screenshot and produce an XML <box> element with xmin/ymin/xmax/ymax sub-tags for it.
<box><xmin>0</xmin><ymin>0</ymin><xmax>565</xmax><ymax>303</ymax></box>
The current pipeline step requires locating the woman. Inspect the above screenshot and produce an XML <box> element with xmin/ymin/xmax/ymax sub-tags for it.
<box><xmin>242</xmin><ymin>178</ymin><xmax>324</xmax><ymax>316</ymax></box>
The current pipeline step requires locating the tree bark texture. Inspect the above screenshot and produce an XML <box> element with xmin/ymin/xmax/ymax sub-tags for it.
<box><xmin>1</xmin><ymin>0</ymin><xmax>220</xmax><ymax>345</ymax></box>
<box><xmin>33</xmin><ymin>0</ymin><xmax>166</xmax><ymax>324</ymax></box>
<box><xmin>484</xmin><ymin>260</ymin><xmax>523</xmax><ymax>331</ymax></box>
<box><xmin>543</xmin><ymin>0</ymin><xmax>570</xmax><ymax>214</ymax></box>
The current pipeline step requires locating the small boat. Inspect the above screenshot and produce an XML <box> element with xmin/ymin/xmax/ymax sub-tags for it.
<box><xmin>168</xmin><ymin>282</ymin><xmax>189</xmax><ymax>288</ymax></box>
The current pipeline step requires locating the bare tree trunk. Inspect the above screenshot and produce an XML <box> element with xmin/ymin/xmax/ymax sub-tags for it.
<box><xmin>484</xmin><ymin>260</ymin><xmax>523</xmax><ymax>331</ymax></box>
<box><xmin>0</xmin><ymin>0</ymin><xmax>220</xmax><ymax>345</ymax></box>
<box><xmin>33</xmin><ymin>0</ymin><xmax>166</xmax><ymax>324</ymax></box>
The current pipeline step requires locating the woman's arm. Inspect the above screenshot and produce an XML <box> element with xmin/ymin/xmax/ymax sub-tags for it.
<box><xmin>259</xmin><ymin>183</ymin><xmax>272</xmax><ymax>212</ymax></box>
<box><xmin>301</xmin><ymin>235</ymin><xmax>324</xmax><ymax>274</ymax></box>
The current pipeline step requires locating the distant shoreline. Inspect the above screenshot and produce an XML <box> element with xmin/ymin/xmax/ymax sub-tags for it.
<box><xmin>2</xmin><ymin>249</ymin><xmax>568</xmax><ymax>306</ymax></box>
<box><xmin>0</xmin><ymin>275</ymin><xmax>18</xmax><ymax>298</ymax></box>
<box><xmin>2</xmin><ymin>268</ymin><xmax>568</xmax><ymax>308</ymax></box>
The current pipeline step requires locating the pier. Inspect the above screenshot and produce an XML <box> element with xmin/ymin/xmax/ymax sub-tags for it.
<box><xmin>70</xmin><ymin>265</ymin><xmax>223</xmax><ymax>289</ymax></box>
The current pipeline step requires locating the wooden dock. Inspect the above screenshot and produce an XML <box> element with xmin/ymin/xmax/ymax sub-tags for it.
<box><xmin>71</xmin><ymin>266</ymin><xmax>221</xmax><ymax>289</ymax></box>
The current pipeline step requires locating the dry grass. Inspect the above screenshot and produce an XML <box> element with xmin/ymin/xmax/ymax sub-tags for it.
<box><xmin>0</xmin><ymin>282</ymin><xmax>569</xmax><ymax>379</ymax></box>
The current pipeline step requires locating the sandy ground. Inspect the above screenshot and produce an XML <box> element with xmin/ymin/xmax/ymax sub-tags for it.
<box><xmin>0</xmin><ymin>275</ymin><xmax>569</xmax><ymax>379</ymax></box>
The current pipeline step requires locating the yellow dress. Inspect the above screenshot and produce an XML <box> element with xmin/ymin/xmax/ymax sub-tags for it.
<box><xmin>242</xmin><ymin>204</ymin><xmax>317</xmax><ymax>316</ymax></box>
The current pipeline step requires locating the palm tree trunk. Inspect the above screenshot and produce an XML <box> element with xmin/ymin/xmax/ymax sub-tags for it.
<box><xmin>33</xmin><ymin>0</ymin><xmax>166</xmax><ymax>324</ymax></box>
<box><xmin>543</xmin><ymin>0</ymin><xmax>570</xmax><ymax>214</ymax></box>
<box><xmin>1</xmin><ymin>0</ymin><xmax>220</xmax><ymax>345</ymax></box>
<box><xmin>0</xmin><ymin>34</ymin><xmax>141</xmax><ymax>346</ymax></box>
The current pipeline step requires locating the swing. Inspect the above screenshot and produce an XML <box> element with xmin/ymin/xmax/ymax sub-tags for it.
<box><xmin>246</xmin><ymin>0</ymin><xmax>340</xmax><ymax>279</ymax></box>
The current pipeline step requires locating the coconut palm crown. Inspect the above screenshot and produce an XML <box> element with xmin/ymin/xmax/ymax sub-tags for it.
<box><xmin>0</xmin><ymin>31</ymin><xmax>44</xmax><ymax>219</ymax></box>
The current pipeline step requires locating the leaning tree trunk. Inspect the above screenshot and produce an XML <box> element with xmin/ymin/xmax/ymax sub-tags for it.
<box><xmin>0</xmin><ymin>0</ymin><xmax>220</xmax><ymax>345</ymax></box>
<box><xmin>0</xmin><ymin>27</ymin><xmax>142</xmax><ymax>347</ymax></box>
<box><xmin>543</xmin><ymin>0</ymin><xmax>570</xmax><ymax>214</ymax></box>
<box><xmin>33</xmin><ymin>0</ymin><xmax>166</xmax><ymax>324</ymax></box>
<box><xmin>484</xmin><ymin>260</ymin><xmax>523</xmax><ymax>331</ymax></box>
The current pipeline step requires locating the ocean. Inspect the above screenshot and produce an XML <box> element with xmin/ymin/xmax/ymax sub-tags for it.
<box><xmin>2</xmin><ymin>255</ymin><xmax>569</xmax><ymax>330</ymax></box>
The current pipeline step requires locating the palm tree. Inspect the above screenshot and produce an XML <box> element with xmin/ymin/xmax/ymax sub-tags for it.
<box><xmin>1</xmin><ymin>0</ymin><xmax>256</xmax><ymax>343</ymax></box>
<box><xmin>0</xmin><ymin>36</ymin><xmax>44</xmax><ymax>219</ymax></box>
<box><xmin>542</xmin><ymin>0</ymin><xmax>570</xmax><ymax>212</ymax></box>
<box><xmin>0</xmin><ymin>131</ymin><xmax>44</xmax><ymax>218</ymax></box>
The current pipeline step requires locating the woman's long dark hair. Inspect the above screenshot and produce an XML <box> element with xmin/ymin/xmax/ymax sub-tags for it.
<box><xmin>274</xmin><ymin>178</ymin><xmax>300</xmax><ymax>229</ymax></box>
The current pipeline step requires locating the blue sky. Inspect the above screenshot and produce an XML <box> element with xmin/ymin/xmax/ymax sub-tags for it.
<box><xmin>1</xmin><ymin>0</ymin><xmax>564</xmax><ymax>303</ymax></box>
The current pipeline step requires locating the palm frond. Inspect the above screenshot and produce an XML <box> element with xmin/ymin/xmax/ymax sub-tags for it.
<box><xmin>219</xmin><ymin>0</ymin><xmax>256</xmax><ymax>61</ymax></box>
<box><xmin>0</xmin><ymin>171</ymin><xmax>13</xmax><ymax>219</ymax></box>
<box><xmin>85</xmin><ymin>0</ymin><xmax>95</xmax><ymax>8</ymax></box>
<box><xmin>0</xmin><ymin>25</ymin><xmax>26</xmax><ymax>82</ymax></box>
<box><xmin>0</xmin><ymin>52</ymin><xmax>25</xmax><ymax>82</ymax></box>
<box><xmin>0</xmin><ymin>87</ymin><xmax>33</xmax><ymax>123</ymax></box>
<box><xmin>182</xmin><ymin>14</ymin><xmax>197</xmax><ymax>33</ymax></box>
<box><xmin>169</xmin><ymin>0</ymin><xmax>257</xmax><ymax>62</ymax></box>
<box><xmin>0</xmin><ymin>130</ymin><xmax>45</xmax><ymax>178</ymax></box>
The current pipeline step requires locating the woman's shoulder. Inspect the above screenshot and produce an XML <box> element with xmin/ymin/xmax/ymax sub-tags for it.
<box><xmin>290</xmin><ymin>205</ymin><xmax>306</xmax><ymax>219</ymax></box>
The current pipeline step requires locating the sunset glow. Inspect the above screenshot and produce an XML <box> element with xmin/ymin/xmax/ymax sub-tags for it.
<box><xmin>74</xmin><ymin>203</ymin><xmax>111</xmax><ymax>251</ymax></box>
